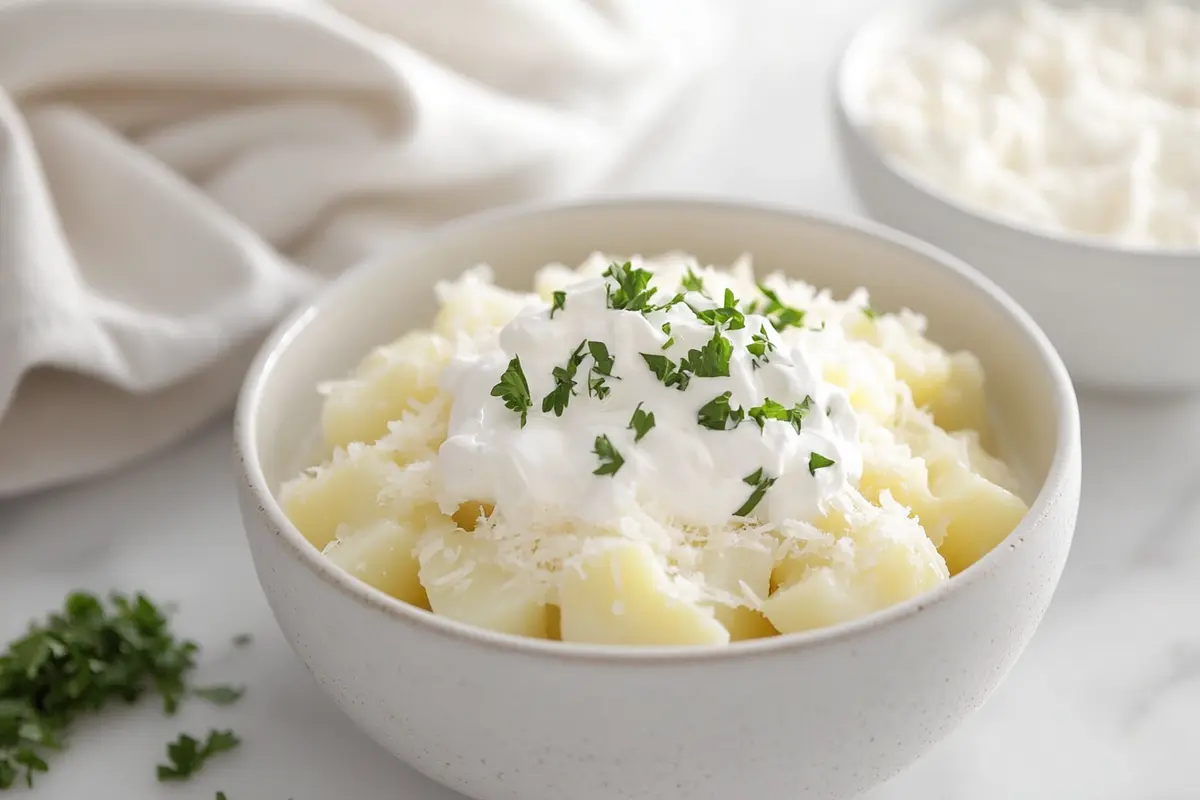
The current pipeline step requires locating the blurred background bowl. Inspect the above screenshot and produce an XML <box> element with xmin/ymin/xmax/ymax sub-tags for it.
<box><xmin>236</xmin><ymin>198</ymin><xmax>1080</xmax><ymax>800</ymax></box>
<box><xmin>832</xmin><ymin>0</ymin><xmax>1200</xmax><ymax>392</ymax></box>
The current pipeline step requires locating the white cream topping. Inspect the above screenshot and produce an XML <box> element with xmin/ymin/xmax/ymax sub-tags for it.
<box><xmin>434</xmin><ymin>262</ymin><xmax>863</xmax><ymax>533</ymax></box>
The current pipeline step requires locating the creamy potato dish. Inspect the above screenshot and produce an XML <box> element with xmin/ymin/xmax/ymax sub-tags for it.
<box><xmin>280</xmin><ymin>254</ymin><xmax>1028</xmax><ymax>646</ymax></box>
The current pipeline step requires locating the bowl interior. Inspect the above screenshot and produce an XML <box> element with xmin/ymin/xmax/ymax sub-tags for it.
<box><xmin>248</xmin><ymin>200</ymin><xmax>1064</xmax><ymax>523</ymax></box>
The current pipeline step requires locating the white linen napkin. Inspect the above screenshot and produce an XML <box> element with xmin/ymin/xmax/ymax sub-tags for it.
<box><xmin>0</xmin><ymin>0</ymin><xmax>721</xmax><ymax>497</ymax></box>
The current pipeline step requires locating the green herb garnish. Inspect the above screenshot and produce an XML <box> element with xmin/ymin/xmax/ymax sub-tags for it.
<box><xmin>808</xmin><ymin>452</ymin><xmax>836</xmax><ymax>475</ymax></box>
<box><xmin>640</xmin><ymin>353</ymin><xmax>690</xmax><ymax>391</ymax></box>
<box><xmin>550</xmin><ymin>291</ymin><xmax>567</xmax><ymax>318</ymax></box>
<box><xmin>491</xmin><ymin>356</ymin><xmax>532</xmax><ymax>426</ymax></box>
<box><xmin>543</xmin><ymin>341</ymin><xmax>587</xmax><ymax>416</ymax></box>
<box><xmin>747</xmin><ymin>325</ymin><xmax>775</xmax><ymax>368</ymax></box>
<box><xmin>156</xmin><ymin>729</ymin><xmax>241</xmax><ymax>782</ymax></box>
<box><xmin>592</xmin><ymin>435</ymin><xmax>625</xmax><ymax>476</ymax></box>
<box><xmin>628</xmin><ymin>403</ymin><xmax>656</xmax><ymax>443</ymax></box>
<box><xmin>603</xmin><ymin>262</ymin><xmax>656</xmax><ymax>311</ymax></box>
<box><xmin>680</xmin><ymin>329</ymin><xmax>733</xmax><ymax>378</ymax></box>
<box><xmin>586</xmin><ymin>341</ymin><xmax>619</xmax><ymax>399</ymax></box>
<box><xmin>681</xmin><ymin>268</ymin><xmax>707</xmax><ymax>295</ymax></box>
<box><xmin>734</xmin><ymin>468</ymin><xmax>776</xmax><ymax>517</ymax></box>
<box><xmin>863</xmin><ymin>305</ymin><xmax>878</xmax><ymax>320</ymax></box>
<box><xmin>747</xmin><ymin>396</ymin><xmax>811</xmax><ymax>433</ymax></box>
<box><xmin>661</xmin><ymin>322</ymin><xmax>674</xmax><ymax>350</ymax></box>
<box><xmin>697</xmin><ymin>392</ymin><xmax>744</xmax><ymax>431</ymax></box>
<box><xmin>757</xmin><ymin>284</ymin><xmax>807</xmax><ymax>331</ymax></box>
<box><xmin>0</xmin><ymin>592</ymin><xmax>203</xmax><ymax>789</ymax></box>
<box><xmin>689</xmin><ymin>288</ymin><xmax>746</xmax><ymax>331</ymax></box>
<box><xmin>192</xmin><ymin>686</ymin><xmax>245</xmax><ymax>707</ymax></box>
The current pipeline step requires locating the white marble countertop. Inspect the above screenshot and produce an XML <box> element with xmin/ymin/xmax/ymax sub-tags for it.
<box><xmin>3</xmin><ymin>3</ymin><xmax>1200</xmax><ymax>799</ymax></box>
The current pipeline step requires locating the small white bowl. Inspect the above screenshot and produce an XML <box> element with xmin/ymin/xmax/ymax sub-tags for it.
<box><xmin>235</xmin><ymin>199</ymin><xmax>1080</xmax><ymax>800</ymax></box>
<box><xmin>833</xmin><ymin>0</ymin><xmax>1200</xmax><ymax>392</ymax></box>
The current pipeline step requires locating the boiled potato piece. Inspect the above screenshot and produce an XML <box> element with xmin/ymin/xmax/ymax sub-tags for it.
<box><xmin>858</xmin><ymin>442</ymin><xmax>943</xmax><ymax>543</ymax></box>
<box><xmin>324</xmin><ymin>518</ymin><xmax>428</xmax><ymax>608</ymax></box>
<box><xmin>698</xmin><ymin>543</ymin><xmax>778</xmax><ymax>641</ymax></box>
<box><xmin>925</xmin><ymin>352</ymin><xmax>988</xmax><ymax>434</ymax></box>
<box><xmin>931</xmin><ymin>468</ymin><xmax>1028</xmax><ymax>575</ymax></box>
<box><xmin>419</xmin><ymin>532</ymin><xmax>550</xmax><ymax>639</ymax></box>
<box><xmin>765</xmin><ymin>511</ymin><xmax>948</xmax><ymax>634</ymax></box>
<box><xmin>281</xmin><ymin>444</ymin><xmax>408</xmax><ymax>550</ymax></box>
<box><xmin>822</xmin><ymin>346</ymin><xmax>900</xmax><ymax>425</ymax></box>
<box><xmin>433</xmin><ymin>268</ymin><xmax>538</xmax><ymax>339</ymax></box>
<box><xmin>321</xmin><ymin>331</ymin><xmax>452</xmax><ymax>450</ymax></box>
<box><xmin>953</xmin><ymin>429</ymin><xmax>1022</xmax><ymax>495</ymax></box>
<box><xmin>559</xmin><ymin>542</ymin><xmax>731</xmax><ymax>646</ymax></box>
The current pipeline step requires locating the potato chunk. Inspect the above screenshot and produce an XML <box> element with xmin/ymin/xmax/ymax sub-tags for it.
<box><xmin>321</xmin><ymin>331</ymin><xmax>452</xmax><ymax>449</ymax></box>
<box><xmin>419</xmin><ymin>531</ymin><xmax>550</xmax><ymax>639</ymax></box>
<box><xmin>931</xmin><ymin>469</ymin><xmax>1028</xmax><ymax>575</ymax></box>
<box><xmin>698</xmin><ymin>543</ymin><xmax>778</xmax><ymax>641</ymax></box>
<box><xmin>559</xmin><ymin>543</ymin><xmax>731</xmax><ymax>646</ymax></box>
<box><xmin>324</xmin><ymin>518</ymin><xmax>428</xmax><ymax>608</ymax></box>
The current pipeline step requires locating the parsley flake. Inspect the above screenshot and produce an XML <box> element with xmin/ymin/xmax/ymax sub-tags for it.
<box><xmin>689</xmin><ymin>291</ymin><xmax>746</xmax><ymax>331</ymax></box>
<box><xmin>808</xmin><ymin>452</ymin><xmax>836</xmax><ymax>475</ymax></box>
<box><xmin>680</xmin><ymin>329</ymin><xmax>733</xmax><ymax>378</ymax></box>
<box><xmin>757</xmin><ymin>284</ymin><xmax>807</xmax><ymax>331</ymax></box>
<box><xmin>681</xmin><ymin>268</ymin><xmax>707</xmax><ymax>295</ymax></box>
<box><xmin>747</xmin><ymin>325</ymin><xmax>776</xmax><ymax>368</ymax></box>
<box><xmin>586</xmin><ymin>341</ymin><xmax>619</xmax><ymax>399</ymax></box>
<box><xmin>640</xmin><ymin>353</ymin><xmax>690</xmax><ymax>391</ymax></box>
<box><xmin>491</xmin><ymin>356</ymin><xmax>532</xmax><ymax>426</ymax></box>
<box><xmin>156</xmin><ymin>729</ymin><xmax>241</xmax><ymax>782</ymax></box>
<box><xmin>550</xmin><ymin>291</ymin><xmax>567</xmax><ymax>318</ymax></box>
<box><xmin>592</xmin><ymin>435</ymin><xmax>625</xmax><ymax>476</ymax></box>
<box><xmin>747</xmin><ymin>395</ymin><xmax>811</xmax><ymax>433</ymax></box>
<box><xmin>628</xmin><ymin>403</ymin><xmax>656</xmax><ymax>443</ymax></box>
<box><xmin>661</xmin><ymin>322</ymin><xmax>674</xmax><ymax>350</ymax></box>
<box><xmin>734</xmin><ymin>468</ymin><xmax>777</xmax><ymax>517</ymax></box>
<box><xmin>863</xmin><ymin>305</ymin><xmax>878</xmax><ymax>320</ymax></box>
<box><xmin>542</xmin><ymin>341</ymin><xmax>587</xmax><ymax>416</ymax></box>
<box><xmin>603</xmin><ymin>262</ymin><xmax>656</xmax><ymax>311</ymax></box>
<box><xmin>697</xmin><ymin>392</ymin><xmax>744</xmax><ymax>431</ymax></box>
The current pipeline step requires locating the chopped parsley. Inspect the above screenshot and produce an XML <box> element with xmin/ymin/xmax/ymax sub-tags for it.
<box><xmin>603</xmin><ymin>262</ymin><xmax>656</xmax><ymax>311</ymax></box>
<box><xmin>0</xmin><ymin>592</ymin><xmax>244</xmax><ymax>790</ymax></box>
<box><xmin>586</xmin><ymin>341</ymin><xmax>618</xmax><ymax>399</ymax></box>
<box><xmin>491</xmin><ymin>356</ymin><xmax>532</xmax><ymax>426</ymax></box>
<box><xmin>697</xmin><ymin>392</ymin><xmax>744</xmax><ymax>431</ymax></box>
<box><xmin>661</xmin><ymin>322</ymin><xmax>674</xmax><ymax>350</ymax></box>
<box><xmin>808</xmin><ymin>452</ymin><xmax>836</xmax><ymax>475</ymax></box>
<box><xmin>757</xmin><ymin>284</ymin><xmax>807</xmax><ymax>331</ymax></box>
<box><xmin>542</xmin><ymin>341</ymin><xmax>587</xmax><ymax>416</ymax></box>
<box><xmin>681</xmin><ymin>267</ymin><xmax>707</xmax><ymax>295</ymax></box>
<box><xmin>680</xmin><ymin>329</ymin><xmax>733</xmax><ymax>378</ymax></box>
<box><xmin>550</xmin><ymin>291</ymin><xmax>567</xmax><ymax>318</ymax></box>
<box><xmin>592</xmin><ymin>435</ymin><xmax>625</xmax><ymax>476</ymax></box>
<box><xmin>156</xmin><ymin>729</ymin><xmax>241</xmax><ymax>782</ymax></box>
<box><xmin>862</xmin><ymin>305</ymin><xmax>878</xmax><ymax>320</ymax></box>
<box><xmin>734</xmin><ymin>468</ymin><xmax>777</xmax><ymax>517</ymax></box>
<box><xmin>747</xmin><ymin>325</ymin><xmax>775</xmax><ymax>368</ymax></box>
<box><xmin>747</xmin><ymin>396</ymin><xmax>811</xmax><ymax>433</ymax></box>
<box><xmin>628</xmin><ymin>403</ymin><xmax>656</xmax><ymax>442</ymax></box>
<box><xmin>689</xmin><ymin>288</ymin><xmax>746</xmax><ymax>331</ymax></box>
<box><xmin>192</xmin><ymin>685</ymin><xmax>245</xmax><ymax>707</ymax></box>
<box><xmin>640</xmin><ymin>353</ymin><xmax>690</xmax><ymax>391</ymax></box>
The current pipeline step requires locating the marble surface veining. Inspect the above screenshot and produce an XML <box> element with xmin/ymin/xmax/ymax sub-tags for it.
<box><xmin>3</xmin><ymin>1</ymin><xmax>1199</xmax><ymax>798</ymax></box>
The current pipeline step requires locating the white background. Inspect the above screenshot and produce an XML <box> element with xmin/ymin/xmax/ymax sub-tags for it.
<box><xmin>3</xmin><ymin>2</ymin><xmax>1199</xmax><ymax>798</ymax></box>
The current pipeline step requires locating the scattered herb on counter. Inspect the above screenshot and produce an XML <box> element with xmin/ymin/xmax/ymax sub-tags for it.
<box><xmin>628</xmin><ymin>404</ymin><xmax>656</xmax><ymax>443</ymax></box>
<box><xmin>157</xmin><ymin>729</ymin><xmax>241</xmax><ymax>782</ymax></box>
<box><xmin>592</xmin><ymin>435</ymin><xmax>625</xmax><ymax>476</ymax></box>
<box><xmin>0</xmin><ymin>592</ymin><xmax>246</xmax><ymax>790</ymax></box>
<box><xmin>808</xmin><ymin>452</ymin><xmax>836</xmax><ymax>475</ymax></box>
<box><xmin>734</xmin><ymin>468</ymin><xmax>777</xmax><ymax>518</ymax></box>
<box><xmin>491</xmin><ymin>356</ymin><xmax>533</xmax><ymax>426</ymax></box>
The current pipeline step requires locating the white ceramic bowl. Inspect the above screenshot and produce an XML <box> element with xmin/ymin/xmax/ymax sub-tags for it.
<box><xmin>833</xmin><ymin>0</ymin><xmax>1200</xmax><ymax>392</ymax></box>
<box><xmin>235</xmin><ymin>199</ymin><xmax>1081</xmax><ymax>800</ymax></box>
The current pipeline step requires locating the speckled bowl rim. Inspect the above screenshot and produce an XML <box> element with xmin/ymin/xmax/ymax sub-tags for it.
<box><xmin>235</xmin><ymin>196</ymin><xmax>1080</xmax><ymax>664</ymax></box>
<box><xmin>831</xmin><ymin>0</ymin><xmax>1200</xmax><ymax>262</ymax></box>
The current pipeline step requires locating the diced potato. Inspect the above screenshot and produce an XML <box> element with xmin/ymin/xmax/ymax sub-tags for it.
<box><xmin>433</xmin><ymin>271</ymin><xmax>538</xmax><ymax>339</ymax></box>
<box><xmin>559</xmin><ymin>543</ymin><xmax>731</xmax><ymax>646</ymax></box>
<box><xmin>931</xmin><ymin>469</ymin><xmax>1028</xmax><ymax>575</ymax></box>
<box><xmin>765</xmin><ymin>509</ymin><xmax>948</xmax><ymax>634</ymax></box>
<box><xmin>698</xmin><ymin>543</ymin><xmax>778</xmax><ymax>641</ymax></box>
<box><xmin>954</xmin><ymin>429</ymin><xmax>1022</xmax><ymax>495</ymax></box>
<box><xmin>321</xmin><ymin>331</ymin><xmax>453</xmax><ymax>449</ymax></box>
<box><xmin>925</xmin><ymin>352</ymin><xmax>988</xmax><ymax>434</ymax></box>
<box><xmin>822</xmin><ymin>353</ymin><xmax>899</xmax><ymax>425</ymax></box>
<box><xmin>324</xmin><ymin>518</ymin><xmax>428</xmax><ymax>608</ymax></box>
<box><xmin>281</xmin><ymin>444</ymin><xmax>407</xmax><ymax>550</ymax></box>
<box><xmin>858</xmin><ymin>452</ymin><xmax>944</xmax><ymax>543</ymax></box>
<box><xmin>419</xmin><ymin>532</ymin><xmax>550</xmax><ymax>639</ymax></box>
